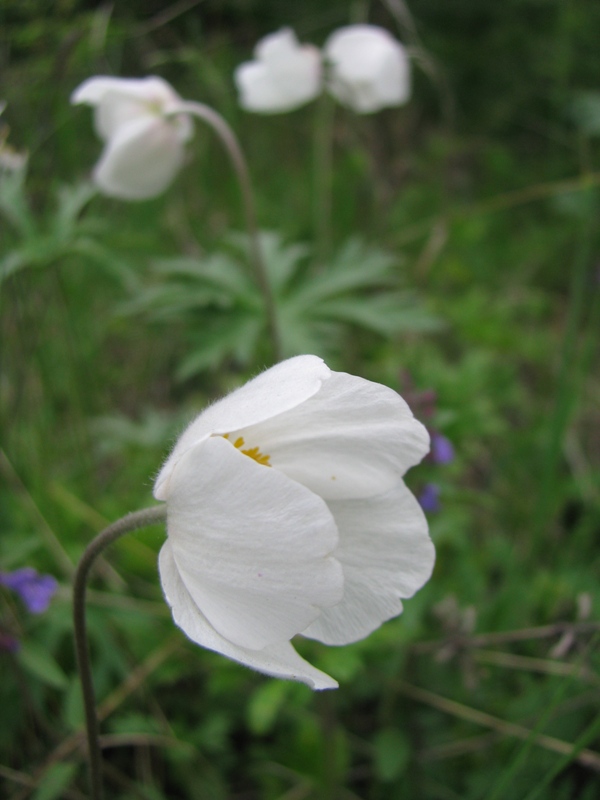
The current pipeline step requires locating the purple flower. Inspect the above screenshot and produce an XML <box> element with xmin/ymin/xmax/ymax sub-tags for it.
<box><xmin>431</xmin><ymin>434</ymin><xmax>454</xmax><ymax>465</ymax></box>
<box><xmin>418</xmin><ymin>483</ymin><xmax>441</xmax><ymax>513</ymax></box>
<box><xmin>0</xmin><ymin>568</ymin><xmax>58</xmax><ymax>614</ymax></box>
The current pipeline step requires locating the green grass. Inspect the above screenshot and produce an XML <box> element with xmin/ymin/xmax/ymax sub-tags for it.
<box><xmin>1</xmin><ymin>2</ymin><xmax>599</xmax><ymax>798</ymax></box>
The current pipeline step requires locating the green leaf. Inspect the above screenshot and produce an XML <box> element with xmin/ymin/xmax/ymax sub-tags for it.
<box><xmin>32</xmin><ymin>762</ymin><xmax>78</xmax><ymax>800</ymax></box>
<box><xmin>17</xmin><ymin>641</ymin><xmax>68</xmax><ymax>689</ymax></box>
<box><xmin>373</xmin><ymin>727</ymin><xmax>411</xmax><ymax>782</ymax></box>
<box><xmin>247</xmin><ymin>681</ymin><xmax>291</xmax><ymax>735</ymax></box>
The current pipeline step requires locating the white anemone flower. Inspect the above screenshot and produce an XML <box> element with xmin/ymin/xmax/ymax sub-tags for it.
<box><xmin>154</xmin><ymin>355</ymin><xmax>435</xmax><ymax>689</ymax></box>
<box><xmin>234</xmin><ymin>28</ymin><xmax>322</xmax><ymax>113</ymax></box>
<box><xmin>71</xmin><ymin>76</ymin><xmax>193</xmax><ymax>200</ymax></box>
<box><xmin>324</xmin><ymin>25</ymin><xmax>411</xmax><ymax>114</ymax></box>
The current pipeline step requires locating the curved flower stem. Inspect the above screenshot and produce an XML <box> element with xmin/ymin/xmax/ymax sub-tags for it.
<box><xmin>170</xmin><ymin>101</ymin><xmax>283</xmax><ymax>362</ymax></box>
<box><xmin>73</xmin><ymin>505</ymin><xmax>167</xmax><ymax>800</ymax></box>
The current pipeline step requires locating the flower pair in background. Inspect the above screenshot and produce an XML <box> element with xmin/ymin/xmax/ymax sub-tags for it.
<box><xmin>235</xmin><ymin>25</ymin><xmax>411</xmax><ymax>115</ymax></box>
<box><xmin>70</xmin><ymin>23</ymin><xmax>409</xmax><ymax>199</ymax></box>
<box><xmin>154</xmin><ymin>355</ymin><xmax>435</xmax><ymax>689</ymax></box>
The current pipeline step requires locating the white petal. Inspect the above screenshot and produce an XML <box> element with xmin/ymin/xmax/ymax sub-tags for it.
<box><xmin>255</xmin><ymin>28</ymin><xmax>301</xmax><ymax>63</ymax></box>
<box><xmin>71</xmin><ymin>76</ymin><xmax>187</xmax><ymax>139</ymax></box>
<box><xmin>166</xmin><ymin>436</ymin><xmax>343</xmax><ymax>651</ymax></box>
<box><xmin>234</xmin><ymin>62</ymin><xmax>290</xmax><ymax>113</ymax></box>
<box><xmin>303</xmin><ymin>482</ymin><xmax>435</xmax><ymax>645</ymax></box>
<box><xmin>154</xmin><ymin>355</ymin><xmax>330</xmax><ymax>500</ymax></box>
<box><xmin>92</xmin><ymin>115</ymin><xmax>186</xmax><ymax>199</ymax></box>
<box><xmin>159</xmin><ymin>540</ymin><xmax>338</xmax><ymax>689</ymax></box>
<box><xmin>71</xmin><ymin>76</ymin><xmax>180</xmax><ymax>108</ymax></box>
<box><xmin>324</xmin><ymin>25</ymin><xmax>410</xmax><ymax>113</ymax></box>
<box><xmin>234</xmin><ymin>371</ymin><xmax>430</xmax><ymax>500</ymax></box>
<box><xmin>234</xmin><ymin>28</ymin><xmax>322</xmax><ymax>113</ymax></box>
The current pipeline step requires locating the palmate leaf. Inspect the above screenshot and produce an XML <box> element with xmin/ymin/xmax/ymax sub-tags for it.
<box><xmin>0</xmin><ymin>175</ymin><xmax>128</xmax><ymax>286</ymax></box>
<box><xmin>177</xmin><ymin>312</ymin><xmax>264</xmax><ymax>379</ymax></box>
<box><xmin>127</xmin><ymin>230</ymin><xmax>439</xmax><ymax>378</ymax></box>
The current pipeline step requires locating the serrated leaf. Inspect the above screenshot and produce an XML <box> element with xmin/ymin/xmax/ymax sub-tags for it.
<box><xmin>316</xmin><ymin>295</ymin><xmax>443</xmax><ymax>336</ymax></box>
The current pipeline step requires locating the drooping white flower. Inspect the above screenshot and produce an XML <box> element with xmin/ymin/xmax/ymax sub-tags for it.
<box><xmin>71</xmin><ymin>76</ymin><xmax>193</xmax><ymax>200</ymax></box>
<box><xmin>234</xmin><ymin>28</ymin><xmax>322</xmax><ymax>113</ymax></box>
<box><xmin>155</xmin><ymin>355</ymin><xmax>434</xmax><ymax>689</ymax></box>
<box><xmin>324</xmin><ymin>24</ymin><xmax>411</xmax><ymax>114</ymax></box>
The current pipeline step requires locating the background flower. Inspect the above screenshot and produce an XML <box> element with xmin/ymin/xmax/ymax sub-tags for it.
<box><xmin>324</xmin><ymin>24</ymin><xmax>411</xmax><ymax>113</ymax></box>
<box><xmin>71</xmin><ymin>76</ymin><xmax>193</xmax><ymax>199</ymax></box>
<box><xmin>0</xmin><ymin>567</ymin><xmax>58</xmax><ymax>614</ymax></box>
<box><xmin>234</xmin><ymin>28</ymin><xmax>322</xmax><ymax>113</ymax></box>
<box><xmin>431</xmin><ymin>433</ymin><xmax>455</xmax><ymax>464</ymax></box>
<box><xmin>155</xmin><ymin>355</ymin><xmax>434</xmax><ymax>689</ymax></box>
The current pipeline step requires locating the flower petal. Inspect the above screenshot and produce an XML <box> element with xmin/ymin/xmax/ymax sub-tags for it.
<box><xmin>234</xmin><ymin>28</ymin><xmax>322</xmax><ymax>113</ymax></box>
<box><xmin>165</xmin><ymin>435</ymin><xmax>343</xmax><ymax>651</ymax></box>
<box><xmin>324</xmin><ymin>25</ymin><xmax>410</xmax><ymax>113</ymax></box>
<box><xmin>71</xmin><ymin>76</ymin><xmax>186</xmax><ymax>139</ymax></box>
<box><xmin>154</xmin><ymin>355</ymin><xmax>331</xmax><ymax>500</ymax></box>
<box><xmin>302</xmin><ymin>482</ymin><xmax>434</xmax><ymax>645</ymax></box>
<box><xmin>234</xmin><ymin>62</ymin><xmax>290</xmax><ymax>113</ymax></box>
<box><xmin>234</xmin><ymin>370</ymin><xmax>429</xmax><ymax>500</ymax></box>
<box><xmin>159</xmin><ymin>540</ymin><xmax>338</xmax><ymax>689</ymax></box>
<box><xmin>92</xmin><ymin>115</ymin><xmax>186</xmax><ymax>199</ymax></box>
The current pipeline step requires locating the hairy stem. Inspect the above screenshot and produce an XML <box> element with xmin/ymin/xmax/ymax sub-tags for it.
<box><xmin>73</xmin><ymin>506</ymin><xmax>167</xmax><ymax>800</ymax></box>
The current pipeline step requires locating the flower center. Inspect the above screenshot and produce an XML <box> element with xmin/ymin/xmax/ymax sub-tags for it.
<box><xmin>223</xmin><ymin>434</ymin><xmax>271</xmax><ymax>466</ymax></box>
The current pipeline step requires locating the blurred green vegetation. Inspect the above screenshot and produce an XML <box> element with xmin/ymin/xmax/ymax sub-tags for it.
<box><xmin>1</xmin><ymin>1</ymin><xmax>599</xmax><ymax>799</ymax></box>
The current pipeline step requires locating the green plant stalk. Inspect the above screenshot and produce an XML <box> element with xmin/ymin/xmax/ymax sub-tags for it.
<box><xmin>483</xmin><ymin>631</ymin><xmax>600</xmax><ymax>800</ymax></box>
<box><xmin>533</xmin><ymin>198</ymin><xmax>593</xmax><ymax>545</ymax></box>
<box><xmin>73</xmin><ymin>505</ymin><xmax>167</xmax><ymax>800</ymax></box>
<box><xmin>522</xmin><ymin>710</ymin><xmax>600</xmax><ymax>800</ymax></box>
<box><xmin>170</xmin><ymin>101</ymin><xmax>282</xmax><ymax>362</ymax></box>
<box><xmin>313</xmin><ymin>94</ymin><xmax>335</xmax><ymax>267</ymax></box>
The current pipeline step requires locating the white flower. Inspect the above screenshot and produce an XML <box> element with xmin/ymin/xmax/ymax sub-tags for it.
<box><xmin>324</xmin><ymin>25</ymin><xmax>411</xmax><ymax>114</ymax></box>
<box><xmin>71</xmin><ymin>76</ymin><xmax>193</xmax><ymax>200</ymax></box>
<box><xmin>234</xmin><ymin>28</ymin><xmax>322</xmax><ymax>114</ymax></box>
<box><xmin>155</xmin><ymin>355</ymin><xmax>435</xmax><ymax>689</ymax></box>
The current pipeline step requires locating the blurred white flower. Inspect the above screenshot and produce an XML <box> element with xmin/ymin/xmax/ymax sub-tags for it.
<box><xmin>324</xmin><ymin>24</ymin><xmax>411</xmax><ymax>113</ymax></box>
<box><xmin>71</xmin><ymin>76</ymin><xmax>193</xmax><ymax>200</ymax></box>
<box><xmin>234</xmin><ymin>28</ymin><xmax>322</xmax><ymax>113</ymax></box>
<box><xmin>155</xmin><ymin>355</ymin><xmax>434</xmax><ymax>689</ymax></box>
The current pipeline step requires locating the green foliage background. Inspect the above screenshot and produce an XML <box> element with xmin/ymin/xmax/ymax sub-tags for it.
<box><xmin>1</xmin><ymin>1</ymin><xmax>599</xmax><ymax>798</ymax></box>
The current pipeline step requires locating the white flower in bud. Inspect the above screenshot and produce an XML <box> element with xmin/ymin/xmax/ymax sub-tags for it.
<box><xmin>71</xmin><ymin>76</ymin><xmax>193</xmax><ymax>199</ymax></box>
<box><xmin>155</xmin><ymin>355</ymin><xmax>434</xmax><ymax>689</ymax></box>
<box><xmin>234</xmin><ymin>28</ymin><xmax>322</xmax><ymax>114</ymax></box>
<box><xmin>324</xmin><ymin>25</ymin><xmax>411</xmax><ymax>114</ymax></box>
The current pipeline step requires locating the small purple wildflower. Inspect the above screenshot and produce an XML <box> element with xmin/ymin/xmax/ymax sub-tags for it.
<box><xmin>419</xmin><ymin>483</ymin><xmax>441</xmax><ymax>513</ymax></box>
<box><xmin>432</xmin><ymin>433</ymin><xmax>454</xmax><ymax>465</ymax></box>
<box><xmin>0</xmin><ymin>568</ymin><xmax>58</xmax><ymax>614</ymax></box>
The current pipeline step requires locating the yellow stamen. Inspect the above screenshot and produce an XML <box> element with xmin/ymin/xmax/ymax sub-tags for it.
<box><xmin>221</xmin><ymin>433</ymin><xmax>271</xmax><ymax>466</ymax></box>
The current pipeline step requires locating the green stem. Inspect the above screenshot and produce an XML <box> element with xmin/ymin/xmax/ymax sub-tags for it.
<box><xmin>533</xmin><ymin>199</ymin><xmax>593</xmax><ymax>545</ymax></box>
<box><xmin>73</xmin><ymin>505</ymin><xmax>167</xmax><ymax>800</ymax></box>
<box><xmin>313</xmin><ymin>94</ymin><xmax>335</xmax><ymax>267</ymax></box>
<box><xmin>171</xmin><ymin>101</ymin><xmax>283</xmax><ymax>361</ymax></box>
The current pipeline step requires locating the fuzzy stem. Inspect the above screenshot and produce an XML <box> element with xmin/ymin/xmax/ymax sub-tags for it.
<box><xmin>73</xmin><ymin>506</ymin><xmax>167</xmax><ymax>800</ymax></box>
<box><xmin>170</xmin><ymin>101</ymin><xmax>283</xmax><ymax>361</ymax></box>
